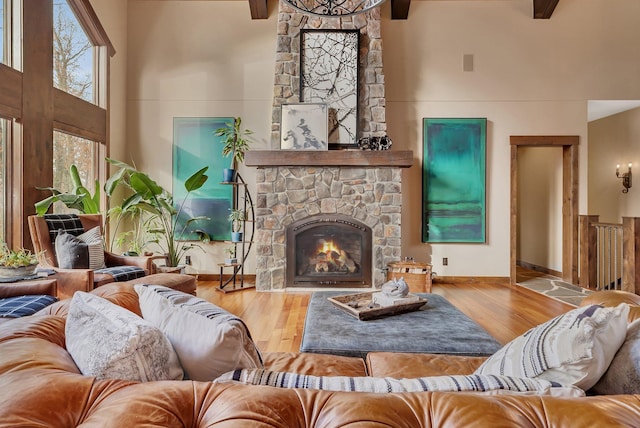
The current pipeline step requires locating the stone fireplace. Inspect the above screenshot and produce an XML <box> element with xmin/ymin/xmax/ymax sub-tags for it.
<box><xmin>246</xmin><ymin>150</ymin><xmax>412</xmax><ymax>291</ymax></box>
<box><xmin>286</xmin><ymin>214</ymin><xmax>372</xmax><ymax>287</ymax></box>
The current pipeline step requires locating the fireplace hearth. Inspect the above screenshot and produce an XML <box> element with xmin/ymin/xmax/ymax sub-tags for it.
<box><xmin>287</xmin><ymin>214</ymin><xmax>372</xmax><ymax>287</ymax></box>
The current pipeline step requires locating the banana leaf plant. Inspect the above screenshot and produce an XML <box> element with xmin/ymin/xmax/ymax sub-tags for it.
<box><xmin>35</xmin><ymin>164</ymin><xmax>101</xmax><ymax>215</ymax></box>
<box><xmin>104</xmin><ymin>158</ymin><xmax>211</xmax><ymax>267</ymax></box>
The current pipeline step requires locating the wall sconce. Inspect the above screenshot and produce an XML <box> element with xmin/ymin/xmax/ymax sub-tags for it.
<box><xmin>616</xmin><ymin>163</ymin><xmax>632</xmax><ymax>193</ymax></box>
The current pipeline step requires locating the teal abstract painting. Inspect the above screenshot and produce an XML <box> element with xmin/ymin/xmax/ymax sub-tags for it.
<box><xmin>173</xmin><ymin>117</ymin><xmax>234</xmax><ymax>241</ymax></box>
<box><xmin>422</xmin><ymin>118</ymin><xmax>486</xmax><ymax>243</ymax></box>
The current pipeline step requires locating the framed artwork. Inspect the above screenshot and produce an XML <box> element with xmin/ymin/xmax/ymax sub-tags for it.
<box><xmin>280</xmin><ymin>103</ymin><xmax>328</xmax><ymax>150</ymax></box>
<box><xmin>173</xmin><ymin>117</ymin><xmax>234</xmax><ymax>241</ymax></box>
<box><xmin>300</xmin><ymin>29</ymin><xmax>359</xmax><ymax>149</ymax></box>
<box><xmin>422</xmin><ymin>118</ymin><xmax>487</xmax><ymax>243</ymax></box>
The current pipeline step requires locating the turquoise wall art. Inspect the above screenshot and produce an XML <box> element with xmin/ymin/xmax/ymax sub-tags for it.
<box><xmin>422</xmin><ymin>118</ymin><xmax>487</xmax><ymax>243</ymax></box>
<box><xmin>173</xmin><ymin>117</ymin><xmax>234</xmax><ymax>241</ymax></box>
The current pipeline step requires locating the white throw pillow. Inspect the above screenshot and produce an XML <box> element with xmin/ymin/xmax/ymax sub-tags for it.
<box><xmin>135</xmin><ymin>284</ymin><xmax>264</xmax><ymax>381</ymax></box>
<box><xmin>215</xmin><ymin>369</ymin><xmax>584</xmax><ymax>397</ymax></box>
<box><xmin>474</xmin><ymin>303</ymin><xmax>629</xmax><ymax>390</ymax></box>
<box><xmin>65</xmin><ymin>291</ymin><xmax>184</xmax><ymax>382</ymax></box>
<box><xmin>590</xmin><ymin>319</ymin><xmax>640</xmax><ymax>394</ymax></box>
<box><xmin>76</xmin><ymin>226</ymin><xmax>106</xmax><ymax>269</ymax></box>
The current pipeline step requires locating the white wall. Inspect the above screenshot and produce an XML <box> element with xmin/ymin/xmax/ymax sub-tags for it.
<box><xmin>589</xmin><ymin>107</ymin><xmax>640</xmax><ymax>223</ymax></box>
<box><xmin>92</xmin><ymin>0</ymin><xmax>640</xmax><ymax>277</ymax></box>
<box><xmin>517</xmin><ymin>147</ymin><xmax>563</xmax><ymax>272</ymax></box>
<box><xmin>125</xmin><ymin>1</ymin><xmax>276</xmax><ymax>273</ymax></box>
<box><xmin>382</xmin><ymin>0</ymin><xmax>640</xmax><ymax>276</ymax></box>
<box><xmin>90</xmin><ymin>0</ymin><xmax>128</xmax><ymax>163</ymax></box>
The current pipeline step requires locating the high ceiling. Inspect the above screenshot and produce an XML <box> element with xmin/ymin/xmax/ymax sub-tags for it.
<box><xmin>246</xmin><ymin>0</ymin><xmax>561</xmax><ymax>20</ymax></box>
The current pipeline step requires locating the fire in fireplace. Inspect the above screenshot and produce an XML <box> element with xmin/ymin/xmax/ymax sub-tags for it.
<box><xmin>286</xmin><ymin>214</ymin><xmax>372</xmax><ymax>287</ymax></box>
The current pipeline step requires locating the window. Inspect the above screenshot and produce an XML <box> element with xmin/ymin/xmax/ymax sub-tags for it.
<box><xmin>0</xmin><ymin>118</ymin><xmax>7</xmax><ymax>241</ymax></box>
<box><xmin>0</xmin><ymin>0</ymin><xmax>4</xmax><ymax>64</ymax></box>
<box><xmin>0</xmin><ymin>0</ymin><xmax>112</xmax><ymax>248</ymax></box>
<box><xmin>52</xmin><ymin>131</ymin><xmax>96</xmax><ymax>213</ymax></box>
<box><xmin>53</xmin><ymin>0</ymin><xmax>94</xmax><ymax>103</ymax></box>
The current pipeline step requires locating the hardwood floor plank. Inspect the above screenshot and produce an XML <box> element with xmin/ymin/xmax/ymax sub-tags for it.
<box><xmin>196</xmin><ymin>279</ymin><xmax>570</xmax><ymax>353</ymax></box>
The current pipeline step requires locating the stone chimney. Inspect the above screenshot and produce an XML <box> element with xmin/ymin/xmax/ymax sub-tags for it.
<box><xmin>270</xmin><ymin>2</ymin><xmax>387</xmax><ymax>148</ymax></box>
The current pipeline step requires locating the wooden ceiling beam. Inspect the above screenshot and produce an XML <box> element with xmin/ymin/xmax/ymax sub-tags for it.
<box><xmin>391</xmin><ymin>0</ymin><xmax>410</xmax><ymax>20</ymax></box>
<box><xmin>249</xmin><ymin>0</ymin><xmax>268</xmax><ymax>19</ymax></box>
<box><xmin>533</xmin><ymin>0</ymin><xmax>560</xmax><ymax>19</ymax></box>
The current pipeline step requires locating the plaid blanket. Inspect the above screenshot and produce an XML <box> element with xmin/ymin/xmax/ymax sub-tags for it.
<box><xmin>95</xmin><ymin>266</ymin><xmax>146</xmax><ymax>283</ymax></box>
<box><xmin>0</xmin><ymin>295</ymin><xmax>58</xmax><ymax>318</ymax></box>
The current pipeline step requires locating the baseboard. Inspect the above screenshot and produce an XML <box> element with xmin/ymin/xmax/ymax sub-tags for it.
<box><xmin>517</xmin><ymin>261</ymin><xmax>561</xmax><ymax>278</ymax></box>
<box><xmin>432</xmin><ymin>276</ymin><xmax>510</xmax><ymax>285</ymax></box>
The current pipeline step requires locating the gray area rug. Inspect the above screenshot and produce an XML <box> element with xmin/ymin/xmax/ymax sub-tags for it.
<box><xmin>301</xmin><ymin>291</ymin><xmax>502</xmax><ymax>358</ymax></box>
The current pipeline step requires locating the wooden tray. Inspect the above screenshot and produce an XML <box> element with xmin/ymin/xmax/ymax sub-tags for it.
<box><xmin>328</xmin><ymin>292</ymin><xmax>428</xmax><ymax>321</ymax></box>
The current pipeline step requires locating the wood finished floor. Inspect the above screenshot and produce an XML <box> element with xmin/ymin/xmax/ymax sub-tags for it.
<box><xmin>196</xmin><ymin>277</ymin><xmax>574</xmax><ymax>354</ymax></box>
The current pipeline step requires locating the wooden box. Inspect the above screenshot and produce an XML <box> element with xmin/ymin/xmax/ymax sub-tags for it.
<box><xmin>328</xmin><ymin>291</ymin><xmax>427</xmax><ymax>321</ymax></box>
<box><xmin>386</xmin><ymin>261</ymin><xmax>432</xmax><ymax>293</ymax></box>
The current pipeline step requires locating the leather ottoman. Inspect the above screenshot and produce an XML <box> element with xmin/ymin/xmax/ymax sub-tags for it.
<box><xmin>128</xmin><ymin>273</ymin><xmax>197</xmax><ymax>295</ymax></box>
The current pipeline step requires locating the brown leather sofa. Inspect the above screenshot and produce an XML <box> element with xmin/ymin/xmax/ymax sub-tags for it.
<box><xmin>0</xmin><ymin>283</ymin><xmax>639</xmax><ymax>427</ymax></box>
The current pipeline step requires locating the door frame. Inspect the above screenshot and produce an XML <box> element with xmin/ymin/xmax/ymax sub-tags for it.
<box><xmin>510</xmin><ymin>136</ymin><xmax>579</xmax><ymax>285</ymax></box>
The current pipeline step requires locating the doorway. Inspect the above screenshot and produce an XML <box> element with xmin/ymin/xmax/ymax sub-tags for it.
<box><xmin>509</xmin><ymin>136</ymin><xmax>579</xmax><ymax>285</ymax></box>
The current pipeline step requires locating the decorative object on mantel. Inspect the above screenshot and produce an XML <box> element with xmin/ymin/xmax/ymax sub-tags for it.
<box><xmin>280</xmin><ymin>103</ymin><xmax>328</xmax><ymax>150</ymax></box>
<box><xmin>300</xmin><ymin>29</ymin><xmax>359</xmax><ymax>149</ymax></box>
<box><xmin>281</xmin><ymin>0</ymin><xmax>386</xmax><ymax>17</ymax></box>
<box><xmin>356</xmin><ymin>135</ymin><xmax>392</xmax><ymax>151</ymax></box>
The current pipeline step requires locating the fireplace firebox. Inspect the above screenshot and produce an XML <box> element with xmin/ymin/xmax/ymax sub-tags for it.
<box><xmin>286</xmin><ymin>214</ymin><xmax>372</xmax><ymax>287</ymax></box>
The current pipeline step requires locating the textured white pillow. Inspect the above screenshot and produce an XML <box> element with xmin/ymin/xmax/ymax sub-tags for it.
<box><xmin>135</xmin><ymin>284</ymin><xmax>263</xmax><ymax>381</ymax></box>
<box><xmin>590</xmin><ymin>319</ymin><xmax>640</xmax><ymax>394</ymax></box>
<box><xmin>65</xmin><ymin>291</ymin><xmax>184</xmax><ymax>382</ymax></box>
<box><xmin>76</xmin><ymin>226</ymin><xmax>106</xmax><ymax>269</ymax></box>
<box><xmin>475</xmin><ymin>304</ymin><xmax>629</xmax><ymax>390</ymax></box>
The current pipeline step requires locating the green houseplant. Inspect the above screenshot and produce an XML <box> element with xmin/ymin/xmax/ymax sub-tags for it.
<box><xmin>228</xmin><ymin>208</ymin><xmax>246</xmax><ymax>242</ymax></box>
<box><xmin>0</xmin><ymin>243</ymin><xmax>39</xmax><ymax>278</ymax></box>
<box><xmin>104</xmin><ymin>158</ymin><xmax>211</xmax><ymax>268</ymax></box>
<box><xmin>35</xmin><ymin>164</ymin><xmax>100</xmax><ymax>215</ymax></box>
<box><xmin>215</xmin><ymin>117</ymin><xmax>254</xmax><ymax>182</ymax></box>
<box><xmin>223</xmin><ymin>245</ymin><xmax>237</xmax><ymax>265</ymax></box>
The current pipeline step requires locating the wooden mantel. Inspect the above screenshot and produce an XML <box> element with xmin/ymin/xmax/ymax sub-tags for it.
<box><xmin>245</xmin><ymin>150</ymin><xmax>414</xmax><ymax>168</ymax></box>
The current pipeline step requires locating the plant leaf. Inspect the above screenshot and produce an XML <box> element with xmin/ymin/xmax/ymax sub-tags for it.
<box><xmin>184</xmin><ymin>166</ymin><xmax>209</xmax><ymax>192</ymax></box>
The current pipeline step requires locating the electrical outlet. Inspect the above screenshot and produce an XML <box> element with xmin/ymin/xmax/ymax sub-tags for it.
<box><xmin>185</xmin><ymin>255</ymin><xmax>192</xmax><ymax>265</ymax></box>
<box><xmin>442</xmin><ymin>257</ymin><xmax>448</xmax><ymax>266</ymax></box>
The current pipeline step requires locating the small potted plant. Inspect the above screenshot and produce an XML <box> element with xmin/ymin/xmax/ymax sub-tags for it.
<box><xmin>228</xmin><ymin>209</ymin><xmax>246</xmax><ymax>242</ymax></box>
<box><xmin>223</xmin><ymin>245</ymin><xmax>237</xmax><ymax>265</ymax></box>
<box><xmin>215</xmin><ymin>117</ymin><xmax>254</xmax><ymax>182</ymax></box>
<box><xmin>0</xmin><ymin>243</ymin><xmax>39</xmax><ymax>278</ymax></box>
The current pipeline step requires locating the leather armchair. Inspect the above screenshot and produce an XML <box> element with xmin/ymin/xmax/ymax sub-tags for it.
<box><xmin>28</xmin><ymin>214</ymin><xmax>153</xmax><ymax>299</ymax></box>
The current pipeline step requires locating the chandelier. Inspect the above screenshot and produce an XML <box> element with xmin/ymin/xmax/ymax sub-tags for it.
<box><xmin>281</xmin><ymin>0</ymin><xmax>387</xmax><ymax>17</ymax></box>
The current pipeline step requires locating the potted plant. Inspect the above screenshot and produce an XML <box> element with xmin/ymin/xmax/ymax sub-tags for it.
<box><xmin>228</xmin><ymin>209</ymin><xmax>246</xmax><ymax>242</ymax></box>
<box><xmin>35</xmin><ymin>164</ymin><xmax>101</xmax><ymax>215</ymax></box>
<box><xmin>0</xmin><ymin>243</ymin><xmax>39</xmax><ymax>278</ymax></box>
<box><xmin>104</xmin><ymin>158</ymin><xmax>211</xmax><ymax>268</ymax></box>
<box><xmin>223</xmin><ymin>245</ymin><xmax>237</xmax><ymax>265</ymax></box>
<box><xmin>215</xmin><ymin>117</ymin><xmax>254</xmax><ymax>182</ymax></box>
